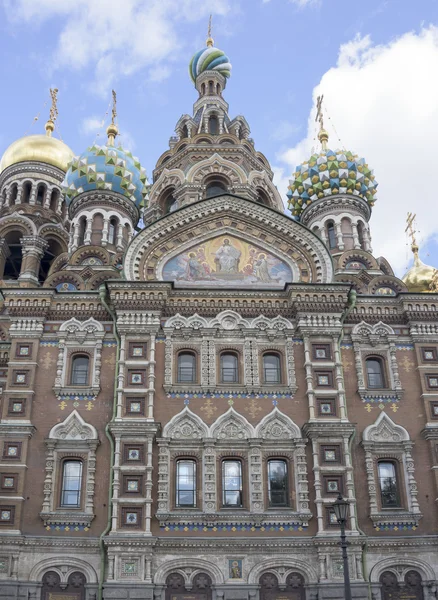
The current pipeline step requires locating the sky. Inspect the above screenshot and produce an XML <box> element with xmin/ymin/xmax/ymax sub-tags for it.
<box><xmin>1</xmin><ymin>0</ymin><xmax>437</xmax><ymax>278</ymax></box>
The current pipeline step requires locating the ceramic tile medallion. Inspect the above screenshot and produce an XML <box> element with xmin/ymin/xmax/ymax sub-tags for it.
<box><xmin>161</xmin><ymin>235</ymin><xmax>292</xmax><ymax>288</ymax></box>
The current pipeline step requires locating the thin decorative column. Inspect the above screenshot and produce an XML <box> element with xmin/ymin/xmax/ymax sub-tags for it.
<box><xmin>84</xmin><ymin>216</ymin><xmax>93</xmax><ymax>245</ymax></box>
<box><xmin>303</xmin><ymin>336</ymin><xmax>316</xmax><ymax>420</ymax></box>
<box><xmin>203</xmin><ymin>441</ymin><xmax>217</xmax><ymax>513</ymax></box>
<box><xmin>147</xmin><ymin>333</ymin><xmax>156</xmax><ymax>420</ymax></box>
<box><xmin>102</xmin><ymin>218</ymin><xmax>110</xmax><ymax>246</ymax></box>
<box><xmin>335</xmin><ymin>221</ymin><xmax>345</xmax><ymax>250</ymax></box>
<box><xmin>144</xmin><ymin>437</ymin><xmax>153</xmax><ymax>535</ymax></box>
<box><xmin>351</xmin><ymin>223</ymin><xmax>360</xmax><ymax>249</ymax></box>
<box><xmin>249</xmin><ymin>441</ymin><xmax>263</xmax><ymax>513</ymax></box>
<box><xmin>333</xmin><ymin>337</ymin><xmax>348</xmax><ymax>421</ymax></box>
<box><xmin>111</xmin><ymin>437</ymin><xmax>121</xmax><ymax>532</ymax></box>
<box><xmin>18</xmin><ymin>236</ymin><xmax>47</xmax><ymax>285</ymax></box>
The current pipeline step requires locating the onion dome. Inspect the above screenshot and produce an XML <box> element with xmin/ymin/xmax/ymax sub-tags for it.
<box><xmin>62</xmin><ymin>124</ymin><xmax>148</xmax><ymax>207</ymax></box>
<box><xmin>402</xmin><ymin>242</ymin><xmax>437</xmax><ymax>293</ymax></box>
<box><xmin>0</xmin><ymin>119</ymin><xmax>74</xmax><ymax>174</ymax></box>
<box><xmin>189</xmin><ymin>33</ymin><xmax>232</xmax><ymax>83</ymax></box>
<box><xmin>287</xmin><ymin>147</ymin><xmax>378</xmax><ymax>220</ymax></box>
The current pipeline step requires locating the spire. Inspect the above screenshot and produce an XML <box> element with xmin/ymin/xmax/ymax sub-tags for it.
<box><xmin>206</xmin><ymin>14</ymin><xmax>214</xmax><ymax>47</ymax></box>
<box><xmin>45</xmin><ymin>88</ymin><xmax>58</xmax><ymax>137</ymax></box>
<box><xmin>316</xmin><ymin>94</ymin><xmax>328</xmax><ymax>150</ymax></box>
<box><xmin>106</xmin><ymin>89</ymin><xmax>119</xmax><ymax>146</ymax></box>
<box><xmin>405</xmin><ymin>212</ymin><xmax>420</xmax><ymax>266</ymax></box>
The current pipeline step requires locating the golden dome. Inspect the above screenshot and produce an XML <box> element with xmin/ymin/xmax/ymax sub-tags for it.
<box><xmin>402</xmin><ymin>243</ymin><xmax>437</xmax><ymax>293</ymax></box>
<box><xmin>0</xmin><ymin>125</ymin><xmax>74</xmax><ymax>174</ymax></box>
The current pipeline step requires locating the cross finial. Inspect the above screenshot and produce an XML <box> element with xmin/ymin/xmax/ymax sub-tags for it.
<box><xmin>405</xmin><ymin>212</ymin><xmax>420</xmax><ymax>265</ymax></box>
<box><xmin>45</xmin><ymin>88</ymin><xmax>59</xmax><ymax>137</ymax></box>
<box><xmin>106</xmin><ymin>89</ymin><xmax>119</xmax><ymax>146</ymax></box>
<box><xmin>206</xmin><ymin>14</ymin><xmax>214</xmax><ymax>47</ymax></box>
<box><xmin>315</xmin><ymin>94</ymin><xmax>328</xmax><ymax>150</ymax></box>
<box><xmin>430</xmin><ymin>269</ymin><xmax>438</xmax><ymax>293</ymax></box>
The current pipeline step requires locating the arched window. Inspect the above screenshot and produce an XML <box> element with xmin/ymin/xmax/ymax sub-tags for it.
<box><xmin>220</xmin><ymin>352</ymin><xmax>238</xmax><ymax>383</ymax></box>
<box><xmin>222</xmin><ymin>460</ymin><xmax>242</xmax><ymax>507</ymax></box>
<box><xmin>263</xmin><ymin>353</ymin><xmax>281</xmax><ymax>384</ymax></box>
<box><xmin>267</xmin><ymin>459</ymin><xmax>288</xmax><ymax>507</ymax></box>
<box><xmin>22</xmin><ymin>182</ymin><xmax>32</xmax><ymax>204</ymax></box>
<box><xmin>256</xmin><ymin>189</ymin><xmax>270</xmax><ymax>206</ymax></box>
<box><xmin>206</xmin><ymin>181</ymin><xmax>227</xmax><ymax>198</ymax></box>
<box><xmin>70</xmin><ymin>355</ymin><xmax>90</xmax><ymax>386</ymax></box>
<box><xmin>208</xmin><ymin>115</ymin><xmax>219</xmax><ymax>134</ymax></box>
<box><xmin>208</xmin><ymin>80</ymin><xmax>214</xmax><ymax>94</ymax></box>
<box><xmin>357</xmin><ymin>221</ymin><xmax>365</xmax><ymax>248</ymax></box>
<box><xmin>326</xmin><ymin>221</ymin><xmax>337</xmax><ymax>249</ymax></box>
<box><xmin>77</xmin><ymin>216</ymin><xmax>86</xmax><ymax>246</ymax></box>
<box><xmin>378</xmin><ymin>461</ymin><xmax>400</xmax><ymax>508</ymax></box>
<box><xmin>177</xmin><ymin>352</ymin><xmax>196</xmax><ymax>383</ymax></box>
<box><xmin>181</xmin><ymin>124</ymin><xmax>189</xmax><ymax>139</ymax></box>
<box><xmin>60</xmin><ymin>459</ymin><xmax>83</xmax><ymax>507</ymax></box>
<box><xmin>366</xmin><ymin>357</ymin><xmax>385</xmax><ymax>388</ymax></box>
<box><xmin>50</xmin><ymin>188</ymin><xmax>60</xmax><ymax>212</ymax></box>
<box><xmin>176</xmin><ymin>459</ymin><xmax>196</xmax><ymax>507</ymax></box>
<box><xmin>36</xmin><ymin>183</ymin><xmax>46</xmax><ymax>205</ymax></box>
<box><xmin>39</xmin><ymin>238</ymin><xmax>63</xmax><ymax>283</ymax></box>
<box><xmin>201</xmin><ymin>83</ymin><xmax>206</xmax><ymax>95</ymax></box>
<box><xmin>2</xmin><ymin>231</ymin><xmax>22</xmax><ymax>280</ymax></box>
<box><xmin>10</xmin><ymin>184</ymin><xmax>18</xmax><ymax>205</ymax></box>
<box><xmin>108</xmin><ymin>217</ymin><xmax>118</xmax><ymax>245</ymax></box>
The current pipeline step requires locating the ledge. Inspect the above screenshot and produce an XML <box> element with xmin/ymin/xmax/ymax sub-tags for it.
<box><xmin>370</xmin><ymin>511</ymin><xmax>422</xmax><ymax>529</ymax></box>
<box><xmin>40</xmin><ymin>511</ymin><xmax>95</xmax><ymax>528</ymax></box>
<box><xmin>358</xmin><ymin>389</ymin><xmax>403</xmax><ymax>403</ymax></box>
<box><xmin>53</xmin><ymin>386</ymin><xmax>100</xmax><ymax>401</ymax></box>
<box><xmin>156</xmin><ymin>510</ymin><xmax>312</xmax><ymax>529</ymax></box>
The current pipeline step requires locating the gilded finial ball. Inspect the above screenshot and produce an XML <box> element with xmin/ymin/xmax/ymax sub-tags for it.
<box><xmin>45</xmin><ymin>119</ymin><xmax>55</xmax><ymax>136</ymax></box>
<box><xmin>106</xmin><ymin>123</ymin><xmax>118</xmax><ymax>138</ymax></box>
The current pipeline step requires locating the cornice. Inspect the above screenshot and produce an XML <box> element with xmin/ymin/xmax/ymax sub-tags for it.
<box><xmin>0</xmin><ymin>161</ymin><xmax>66</xmax><ymax>187</ymax></box>
<box><xmin>68</xmin><ymin>190</ymin><xmax>139</xmax><ymax>223</ymax></box>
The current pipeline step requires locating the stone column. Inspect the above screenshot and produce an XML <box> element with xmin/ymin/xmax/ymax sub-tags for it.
<box><xmin>351</xmin><ymin>222</ymin><xmax>360</xmax><ymax>249</ymax></box>
<box><xmin>71</xmin><ymin>222</ymin><xmax>80</xmax><ymax>252</ymax></box>
<box><xmin>84</xmin><ymin>216</ymin><xmax>93</xmax><ymax>245</ymax></box>
<box><xmin>44</xmin><ymin>186</ymin><xmax>52</xmax><ymax>209</ymax></box>
<box><xmin>147</xmin><ymin>333</ymin><xmax>156</xmax><ymax>420</ymax></box>
<box><xmin>335</xmin><ymin>221</ymin><xmax>344</xmax><ymax>250</ymax></box>
<box><xmin>101</xmin><ymin>218</ymin><xmax>110</xmax><ymax>246</ymax></box>
<box><xmin>18</xmin><ymin>236</ymin><xmax>48</xmax><ymax>286</ymax></box>
<box><xmin>116</xmin><ymin>225</ymin><xmax>124</xmax><ymax>252</ymax></box>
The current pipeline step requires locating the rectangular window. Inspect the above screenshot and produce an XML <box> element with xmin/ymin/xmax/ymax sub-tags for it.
<box><xmin>222</xmin><ymin>460</ymin><xmax>243</xmax><ymax>507</ymax></box>
<box><xmin>13</xmin><ymin>371</ymin><xmax>28</xmax><ymax>385</ymax></box>
<box><xmin>128</xmin><ymin>371</ymin><xmax>145</xmax><ymax>386</ymax></box>
<box><xmin>422</xmin><ymin>347</ymin><xmax>437</xmax><ymax>362</ymax></box>
<box><xmin>71</xmin><ymin>355</ymin><xmax>90</xmax><ymax>386</ymax></box>
<box><xmin>0</xmin><ymin>474</ymin><xmax>18</xmax><ymax>492</ymax></box>
<box><xmin>60</xmin><ymin>460</ymin><xmax>83</xmax><ymax>507</ymax></box>
<box><xmin>263</xmin><ymin>354</ymin><xmax>281</xmax><ymax>384</ymax></box>
<box><xmin>326</xmin><ymin>507</ymin><xmax>339</xmax><ymax>527</ymax></box>
<box><xmin>317</xmin><ymin>398</ymin><xmax>336</xmax><ymax>416</ymax></box>
<box><xmin>323</xmin><ymin>475</ymin><xmax>343</xmax><ymax>495</ymax></box>
<box><xmin>16</xmin><ymin>344</ymin><xmax>32</xmax><ymax>357</ymax></box>
<box><xmin>176</xmin><ymin>460</ymin><xmax>196</xmax><ymax>507</ymax></box>
<box><xmin>0</xmin><ymin>506</ymin><xmax>14</xmax><ymax>524</ymax></box>
<box><xmin>378</xmin><ymin>461</ymin><xmax>400</xmax><ymax>508</ymax></box>
<box><xmin>267</xmin><ymin>460</ymin><xmax>288</xmax><ymax>507</ymax></box>
<box><xmin>121</xmin><ymin>507</ymin><xmax>142</xmax><ymax>527</ymax></box>
<box><xmin>123</xmin><ymin>445</ymin><xmax>143</xmax><ymax>463</ymax></box>
<box><xmin>313</xmin><ymin>344</ymin><xmax>331</xmax><ymax>360</ymax></box>
<box><xmin>426</xmin><ymin>375</ymin><xmax>438</xmax><ymax>389</ymax></box>
<box><xmin>177</xmin><ymin>353</ymin><xmax>197</xmax><ymax>384</ymax></box>
<box><xmin>129</xmin><ymin>343</ymin><xmax>147</xmax><ymax>358</ymax></box>
<box><xmin>220</xmin><ymin>354</ymin><xmax>239</xmax><ymax>384</ymax></box>
<box><xmin>125</xmin><ymin>397</ymin><xmax>144</xmax><ymax>415</ymax></box>
<box><xmin>123</xmin><ymin>475</ymin><xmax>143</xmax><ymax>495</ymax></box>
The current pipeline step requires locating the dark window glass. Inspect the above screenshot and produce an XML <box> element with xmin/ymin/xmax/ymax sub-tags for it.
<box><xmin>268</xmin><ymin>460</ymin><xmax>288</xmax><ymax>507</ymax></box>
<box><xmin>222</xmin><ymin>460</ymin><xmax>242</xmax><ymax>507</ymax></box>
<box><xmin>177</xmin><ymin>353</ymin><xmax>196</xmax><ymax>383</ymax></box>
<box><xmin>378</xmin><ymin>461</ymin><xmax>400</xmax><ymax>508</ymax></box>
<box><xmin>176</xmin><ymin>460</ymin><xmax>196</xmax><ymax>507</ymax></box>
<box><xmin>263</xmin><ymin>354</ymin><xmax>281</xmax><ymax>384</ymax></box>
<box><xmin>71</xmin><ymin>355</ymin><xmax>89</xmax><ymax>385</ymax></box>
<box><xmin>366</xmin><ymin>358</ymin><xmax>384</xmax><ymax>388</ymax></box>
<box><xmin>220</xmin><ymin>353</ymin><xmax>238</xmax><ymax>383</ymax></box>
<box><xmin>61</xmin><ymin>460</ymin><xmax>82</xmax><ymax>507</ymax></box>
<box><xmin>208</xmin><ymin>116</ymin><xmax>219</xmax><ymax>134</ymax></box>
<box><xmin>327</xmin><ymin>222</ymin><xmax>336</xmax><ymax>249</ymax></box>
<box><xmin>108</xmin><ymin>218</ymin><xmax>117</xmax><ymax>244</ymax></box>
<box><xmin>206</xmin><ymin>182</ymin><xmax>227</xmax><ymax>198</ymax></box>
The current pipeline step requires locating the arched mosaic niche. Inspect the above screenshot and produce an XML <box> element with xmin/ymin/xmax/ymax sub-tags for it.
<box><xmin>158</xmin><ymin>234</ymin><xmax>294</xmax><ymax>288</ymax></box>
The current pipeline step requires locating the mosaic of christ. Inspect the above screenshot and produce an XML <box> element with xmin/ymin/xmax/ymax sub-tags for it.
<box><xmin>161</xmin><ymin>235</ymin><xmax>293</xmax><ymax>287</ymax></box>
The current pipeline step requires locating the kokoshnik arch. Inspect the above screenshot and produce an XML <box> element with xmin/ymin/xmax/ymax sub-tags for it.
<box><xmin>0</xmin><ymin>22</ymin><xmax>437</xmax><ymax>600</ymax></box>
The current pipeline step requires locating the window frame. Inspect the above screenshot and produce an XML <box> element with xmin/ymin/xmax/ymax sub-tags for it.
<box><xmin>312</xmin><ymin>344</ymin><xmax>331</xmax><ymax>360</ymax></box>
<box><xmin>316</xmin><ymin>397</ymin><xmax>336</xmax><ymax>416</ymax></box>
<box><xmin>320</xmin><ymin>445</ymin><xmax>342</xmax><ymax>464</ymax></box>
<box><xmin>125</xmin><ymin>397</ymin><xmax>145</xmax><ymax>416</ymax></box>
<box><xmin>421</xmin><ymin>347</ymin><xmax>437</xmax><ymax>363</ymax></box>
<box><xmin>267</xmin><ymin>459</ymin><xmax>289</xmax><ymax>508</ymax></box>
<box><xmin>377</xmin><ymin>460</ymin><xmax>401</xmax><ymax>510</ymax></box>
<box><xmin>7</xmin><ymin>398</ymin><xmax>26</xmax><ymax>416</ymax></box>
<box><xmin>70</xmin><ymin>354</ymin><xmax>90</xmax><ymax>387</ymax></box>
<box><xmin>426</xmin><ymin>374</ymin><xmax>438</xmax><ymax>390</ymax></box>
<box><xmin>365</xmin><ymin>356</ymin><xmax>386</xmax><ymax>389</ymax></box>
<box><xmin>176</xmin><ymin>351</ymin><xmax>197</xmax><ymax>385</ymax></box>
<box><xmin>59</xmin><ymin>459</ymin><xmax>83</xmax><ymax>509</ymax></box>
<box><xmin>262</xmin><ymin>353</ymin><xmax>282</xmax><ymax>385</ymax></box>
<box><xmin>128</xmin><ymin>342</ymin><xmax>147</xmax><ymax>359</ymax></box>
<box><xmin>219</xmin><ymin>352</ymin><xmax>240</xmax><ymax>385</ymax></box>
<box><xmin>0</xmin><ymin>473</ymin><xmax>18</xmax><ymax>493</ymax></box>
<box><xmin>315</xmin><ymin>370</ymin><xmax>333</xmax><ymax>387</ymax></box>
<box><xmin>221</xmin><ymin>459</ymin><xmax>243</xmax><ymax>508</ymax></box>
<box><xmin>326</xmin><ymin>221</ymin><xmax>337</xmax><ymax>249</ymax></box>
<box><xmin>175</xmin><ymin>459</ymin><xmax>197</xmax><ymax>508</ymax></box>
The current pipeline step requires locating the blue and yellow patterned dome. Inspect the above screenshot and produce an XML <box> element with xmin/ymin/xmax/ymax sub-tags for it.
<box><xmin>287</xmin><ymin>148</ymin><xmax>378</xmax><ymax>219</ymax></box>
<box><xmin>63</xmin><ymin>141</ymin><xmax>148</xmax><ymax>207</ymax></box>
<box><xmin>189</xmin><ymin>44</ymin><xmax>232</xmax><ymax>83</ymax></box>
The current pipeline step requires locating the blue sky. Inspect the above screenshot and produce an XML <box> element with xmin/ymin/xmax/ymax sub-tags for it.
<box><xmin>1</xmin><ymin>0</ymin><xmax>438</xmax><ymax>277</ymax></box>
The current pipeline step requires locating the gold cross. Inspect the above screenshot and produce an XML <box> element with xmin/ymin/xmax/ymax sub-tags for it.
<box><xmin>245</xmin><ymin>398</ymin><xmax>262</xmax><ymax>420</ymax></box>
<box><xmin>206</xmin><ymin>14</ymin><xmax>214</xmax><ymax>47</ymax></box>
<box><xmin>49</xmin><ymin>88</ymin><xmax>59</xmax><ymax>123</ymax></box>
<box><xmin>400</xmin><ymin>355</ymin><xmax>415</xmax><ymax>373</ymax></box>
<box><xmin>200</xmin><ymin>398</ymin><xmax>217</xmax><ymax>420</ymax></box>
<box><xmin>315</xmin><ymin>94</ymin><xmax>324</xmax><ymax>130</ymax></box>
<box><xmin>111</xmin><ymin>89</ymin><xmax>117</xmax><ymax>125</ymax></box>
<box><xmin>405</xmin><ymin>212</ymin><xmax>417</xmax><ymax>245</ymax></box>
<box><xmin>208</xmin><ymin>14</ymin><xmax>212</xmax><ymax>39</ymax></box>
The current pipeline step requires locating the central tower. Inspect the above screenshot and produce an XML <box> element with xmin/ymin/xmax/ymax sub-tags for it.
<box><xmin>144</xmin><ymin>28</ymin><xmax>284</xmax><ymax>224</ymax></box>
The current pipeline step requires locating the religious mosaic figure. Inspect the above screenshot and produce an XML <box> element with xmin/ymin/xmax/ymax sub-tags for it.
<box><xmin>254</xmin><ymin>254</ymin><xmax>272</xmax><ymax>282</ymax></box>
<box><xmin>214</xmin><ymin>239</ymin><xmax>241</xmax><ymax>273</ymax></box>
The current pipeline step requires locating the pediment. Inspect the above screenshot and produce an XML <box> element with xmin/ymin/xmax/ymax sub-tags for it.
<box><xmin>124</xmin><ymin>195</ymin><xmax>333</xmax><ymax>284</ymax></box>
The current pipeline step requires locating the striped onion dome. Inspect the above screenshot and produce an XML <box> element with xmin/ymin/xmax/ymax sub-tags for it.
<box><xmin>189</xmin><ymin>45</ymin><xmax>232</xmax><ymax>83</ymax></box>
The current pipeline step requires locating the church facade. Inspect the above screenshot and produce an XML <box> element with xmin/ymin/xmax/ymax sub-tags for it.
<box><xmin>0</xmin><ymin>35</ymin><xmax>437</xmax><ymax>600</ymax></box>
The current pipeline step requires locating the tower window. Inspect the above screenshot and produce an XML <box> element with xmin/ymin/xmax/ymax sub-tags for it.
<box><xmin>267</xmin><ymin>459</ymin><xmax>288</xmax><ymax>507</ymax></box>
<box><xmin>176</xmin><ymin>460</ymin><xmax>196</xmax><ymax>507</ymax></box>
<box><xmin>222</xmin><ymin>460</ymin><xmax>243</xmax><ymax>507</ymax></box>
<box><xmin>177</xmin><ymin>352</ymin><xmax>196</xmax><ymax>383</ymax></box>
<box><xmin>108</xmin><ymin>218</ymin><xmax>118</xmax><ymax>245</ymax></box>
<box><xmin>71</xmin><ymin>355</ymin><xmax>90</xmax><ymax>386</ymax></box>
<box><xmin>357</xmin><ymin>222</ymin><xmax>365</xmax><ymax>248</ymax></box>
<box><xmin>326</xmin><ymin>222</ymin><xmax>336</xmax><ymax>249</ymax></box>
<box><xmin>378</xmin><ymin>461</ymin><xmax>400</xmax><ymax>508</ymax></box>
<box><xmin>220</xmin><ymin>353</ymin><xmax>238</xmax><ymax>384</ymax></box>
<box><xmin>208</xmin><ymin>116</ymin><xmax>219</xmax><ymax>135</ymax></box>
<box><xmin>263</xmin><ymin>353</ymin><xmax>281</xmax><ymax>384</ymax></box>
<box><xmin>366</xmin><ymin>357</ymin><xmax>385</xmax><ymax>389</ymax></box>
<box><xmin>206</xmin><ymin>181</ymin><xmax>227</xmax><ymax>198</ymax></box>
<box><xmin>60</xmin><ymin>460</ymin><xmax>83</xmax><ymax>507</ymax></box>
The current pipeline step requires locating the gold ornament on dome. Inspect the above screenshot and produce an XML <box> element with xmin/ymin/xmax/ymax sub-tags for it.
<box><xmin>402</xmin><ymin>212</ymin><xmax>438</xmax><ymax>293</ymax></box>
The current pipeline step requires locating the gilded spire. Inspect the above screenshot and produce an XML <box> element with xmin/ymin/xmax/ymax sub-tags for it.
<box><xmin>106</xmin><ymin>89</ymin><xmax>119</xmax><ymax>146</ymax></box>
<box><xmin>206</xmin><ymin>14</ymin><xmax>214</xmax><ymax>47</ymax></box>
<box><xmin>45</xmin><ymin>88</ymin><xmax>58</xmax><ymax>137</ymax></box>
<box><xmin>316</xmin><ymin>94</ymin><xmax>328</xmax><ymax>150</ymax></box>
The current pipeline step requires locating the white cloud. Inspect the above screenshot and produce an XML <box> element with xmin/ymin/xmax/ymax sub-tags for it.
<box><xmin>4</xmin><ymin>0</ymin><xmax>232</xmax><ymax>96</ymax></box>
<box><xmin>262</xmin><ymin>0</ymin><xmax>319</xmax><ymax>5</ymax></box>
<box><xmin>270</xmin><ymin>120</ymin><xmax>301</xmax><ymax>142</ymax></box>
<box><xmin>275</xmin><ymin>26</ymin><xmax>438</xmax><ymax>276</ymax></box>
<box><xmin>81</xmin><ymin>116</ymin><xmax>104</xmax><ymax>137</ymax></box>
